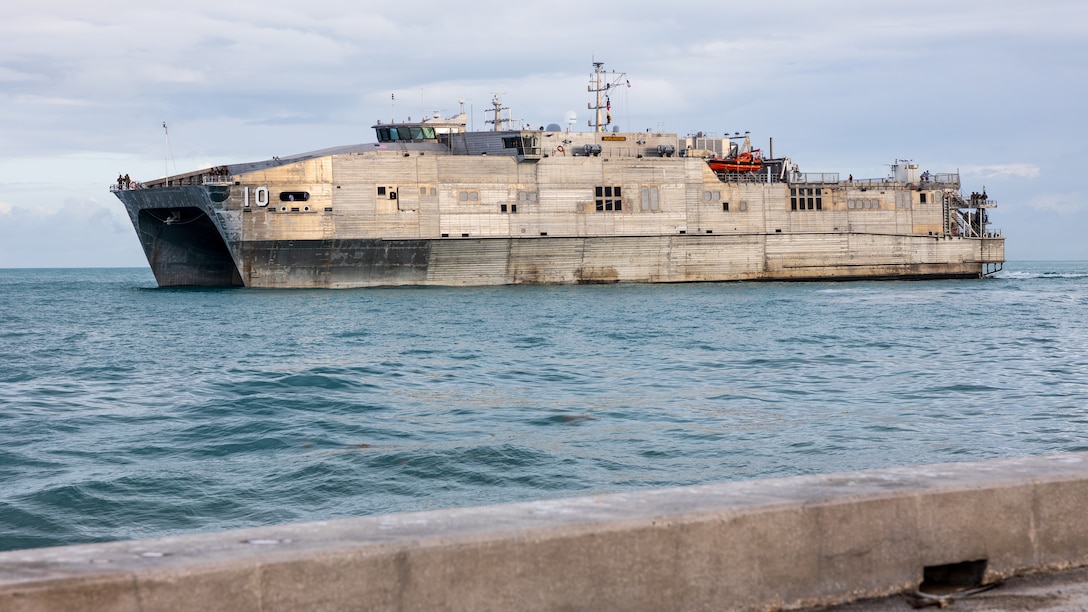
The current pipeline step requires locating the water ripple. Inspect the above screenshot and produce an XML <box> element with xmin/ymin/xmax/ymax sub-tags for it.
<box><xmin>1</xmin><ymin>263</ymin><xmax>1087</xmax><ymax>551</ymax></box>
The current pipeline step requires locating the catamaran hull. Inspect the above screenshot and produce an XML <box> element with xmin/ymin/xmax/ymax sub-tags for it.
<box><xmin>117</xmin><ymin>189</ymin><xmax>1002</xmax><ymax>287</ymax></box>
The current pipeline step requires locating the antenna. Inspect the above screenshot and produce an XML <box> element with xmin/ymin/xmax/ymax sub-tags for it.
<box><xmin>162</xmin><ymin>121</ymin><xmax>176</xmax><ymax>178</ymax></box>
<box><xmin>587</xmin><ymin>62</ymin><xmax>627</xmax><ymax>133</ymax></box>
<box><xmin>485</xmin><ymin>93</ymin><xmax>509</xmax><ymax>132</ymax></box>
<box><xmin>391</xmin><ymin>93</ymin><xmax>395</xmax><ymax>123</ymax></box>
<box><xmin>564</xmin><ymin>111</ymin><xmax>577</xmax><ymax>133</ymax></box>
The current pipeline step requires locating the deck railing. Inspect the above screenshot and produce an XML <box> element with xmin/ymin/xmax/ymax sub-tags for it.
<box><xmin>793</xmin><ymin>172</ymin><xmax>840</xmax><ymax>184</ymax></box>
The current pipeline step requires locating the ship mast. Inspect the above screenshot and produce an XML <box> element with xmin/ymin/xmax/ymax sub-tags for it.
<box><xmin>588</xmin><ymin>62</ymin><xmax>626</xmax><ymax>133</ymax></box>
<box><xmin>485</xmin><ymin>93</ymin><xmax>510</xmax><ymax>132</ymax></box>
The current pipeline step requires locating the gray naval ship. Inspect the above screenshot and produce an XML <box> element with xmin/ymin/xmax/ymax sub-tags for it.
<box><xmin>112</xmin><ymin>63</ymin><xmax>1004</xmax><ymax>288</ymax></box>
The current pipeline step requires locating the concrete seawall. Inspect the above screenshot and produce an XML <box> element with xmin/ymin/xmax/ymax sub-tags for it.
<box><xmin>4</xmin><ymin>453</ymin><xmax>1088</xmax><ymax>611</ymax></box>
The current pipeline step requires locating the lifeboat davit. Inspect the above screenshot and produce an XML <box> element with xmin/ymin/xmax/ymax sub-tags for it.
<box><xmin>707</xmin><ymin>149</ymin><xmax>763</xmax><ymax>173</ymax></box>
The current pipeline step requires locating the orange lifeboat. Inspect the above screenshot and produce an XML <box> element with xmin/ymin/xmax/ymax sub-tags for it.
<box><xmin>707</xmin><ymin>149</ymin><xmax>763</xmax><ymax>173</ymax></box>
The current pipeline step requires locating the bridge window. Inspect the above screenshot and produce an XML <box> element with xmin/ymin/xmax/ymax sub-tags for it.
<box><xmin>375</xmin><ymin>126</ymin><xmax>437</xmax><ymax>142</ymax></box>
<box><xmin>502</xmin><ymin>136</ymin><xmax>541</xmax><ymax>155</ymax></box>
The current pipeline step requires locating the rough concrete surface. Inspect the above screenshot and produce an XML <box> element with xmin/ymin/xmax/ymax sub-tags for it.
<box><xmin>4</xmin><ymin>453</ymin><xmax>1088</xmax><ymax>611</ymax></box>
<box><xmin>815</xmin><ymin>565</ymin><xmax>1088</xmax><ymax>611</ymax></box>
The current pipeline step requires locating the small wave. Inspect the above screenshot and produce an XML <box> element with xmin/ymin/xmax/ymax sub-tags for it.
<box><xmin>4</xmin><ymin>267</ymin><xmax>1088</xmax><ymax>552</ymax></box>
<box><xmin>526</xmin><ymin>413</ymin><xmax>594</xmax><ymax>426</ymax></box>
<box><xmin>997</xmin><ymin>270</ymin><xmax>1088</xmax><ymax>280</ymax></box>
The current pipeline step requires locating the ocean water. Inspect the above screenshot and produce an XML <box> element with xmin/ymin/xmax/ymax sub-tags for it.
<box><xmin>2</xmin><ymin>262</ymin><xmax>1087</xmax><ymax>552</ymax></box>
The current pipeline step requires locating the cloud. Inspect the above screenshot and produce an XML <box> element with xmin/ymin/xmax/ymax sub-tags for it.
<box><xmin>1026</xmin><ymin>193</ymin><xmax>1085</xmax><ymax>215</ymax></box>
<box><xmin>0</xmin><ymin>0</ymin><xmax>1084</xmax><ymax>263</ymax></box>
<box><xmin>960</xmin><ymin>164</ymin><xmax>1041</xmax><ymax>181</ymax></box>
<box><xmin>0</xmin><ymin>199</ymin><xmax>145</xmax><ymax>268</ymax></box>
<box><xmin>0</xmin><ymin>66</ymin><xmax>45</xmax><ymax>83</ymax></box>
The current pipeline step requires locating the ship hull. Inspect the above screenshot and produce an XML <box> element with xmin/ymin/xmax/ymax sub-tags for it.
<box><xmin>238</xmin><ymin>235</ymin><xmax>996</xmax><ymax>288</ymax></box>
<box><xmin>115</xmin><ymin>188</ymin><xmax>1002</xmax><ymax>287</ymax></box>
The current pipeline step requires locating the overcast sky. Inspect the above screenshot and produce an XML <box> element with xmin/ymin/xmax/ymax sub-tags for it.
<box><xmin>2</xmin><ymin>0</ymin><xmax>1085</xmax><ymax>266</ymax></box>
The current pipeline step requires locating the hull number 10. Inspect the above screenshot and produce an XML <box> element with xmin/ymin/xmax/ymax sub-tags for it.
<box><xmin>243</xmin><ymin>186</ymin><xmax>270</xmax><ymax>207</ymax></box>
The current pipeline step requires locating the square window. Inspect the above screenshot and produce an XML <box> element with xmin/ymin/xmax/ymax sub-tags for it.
<box><xmin>511</xmin><ymin>204</ymin><xmax>517</xmax><ymax>213</ymax></box>
<box><xmin>501</xmin><ymin>204</ymin><xmax>507</xmax><ymax>212</ymax></box>
<box><xmin>595</xmin><ymin>186</ymin><xmax>603</xmax><ymax>197</ymax></box>
<box><xmin>615</xmin><ymin>201</ymin><xmax>622</xmax><ymax>211</ymax></box>
<box><xmin>615</xmin><ymin>186</ymin><xmax>622</xmax><ymax>197</ymax></box>
<box><xmin>596</xmin><ymin>201</ymin><xmax>604</xmax><ymax>211</ymax></box>
<box><xmin>377</xmin><ymin>186</ymin><xmax>386</xmax><ymax>195</ymax></box>
<box><xmin>723</xmin><ymin>202</ymin><xmax>729</xmax><ymax>212</ymax></box>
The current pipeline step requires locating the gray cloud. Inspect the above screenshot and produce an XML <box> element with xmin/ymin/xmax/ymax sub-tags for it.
<box><xmin>1</xmin><ymin>0</ymin><xmax>1086</xmax><ymax>264</ymax></box>
<box><xmin>0</xmin><ymin>198</ymin><xmax>144</xmax><ymax>267</ymax></box>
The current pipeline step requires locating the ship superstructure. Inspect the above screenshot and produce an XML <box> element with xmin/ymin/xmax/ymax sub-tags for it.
<box><xmin>112</xmin><ymin>63</ymin><xmax>1004</xmax><ymax>288</ymax></box>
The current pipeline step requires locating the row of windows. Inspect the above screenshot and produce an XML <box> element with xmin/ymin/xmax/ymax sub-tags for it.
<box><xmin>791</xmin><ymin>187</ymin><xmax>823</xmax><ymax>211</ymax></box>
<box><xmin>274</xmin><ymin>188</ymin><xmax>924</xmax><ymax>214</ymax></box>
<box><xmin>380</xmin><ymin>187</ymin><xmax>538</xmax><ymax>206</ymax></box>
<box><xmin>596</xmin><ymin>185</ymin><xmax>622</xmax><ymax>211</ymax></box>
<box><xmin>367</xmin><ymin>185</ymin><xmax>738</xmax><ymax>214</ymax></box>
<box><xmin>848</xmin><ymin>199</ymin><xmax>881</xmax><ymax>209</ymax></box>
